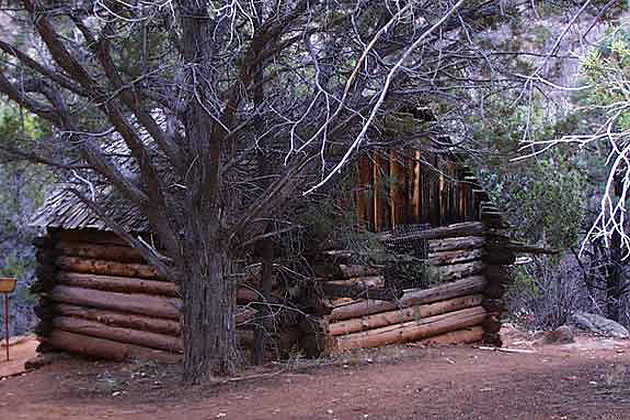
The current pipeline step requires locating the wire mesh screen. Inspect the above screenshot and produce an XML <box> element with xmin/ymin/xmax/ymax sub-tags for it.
<box><xmin>382</xmin><ymin>224</ymin><xmax>438</xmax><ymax>294</ymax></box>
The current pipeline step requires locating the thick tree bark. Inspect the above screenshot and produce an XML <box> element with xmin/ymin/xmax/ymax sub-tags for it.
<box><xmin>180</xmin><ymin>245</ymin><xmax>237</xmax><ymax>383</ymax></box>
<box><xmin>175</xmin><ymin>0</ymin><xmax>241</xmax><ymax>382</ymax></box>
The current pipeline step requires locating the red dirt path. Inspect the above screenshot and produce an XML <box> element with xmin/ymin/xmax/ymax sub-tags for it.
<box><xmin>0</xmin><ymin>335</ymin><xmax>37</xmax><ymax>378</ymax></box>
<box><xmin>0</xmin><ymin>334</ymin><xmax>629</xmax><ymax>419</ymax></box>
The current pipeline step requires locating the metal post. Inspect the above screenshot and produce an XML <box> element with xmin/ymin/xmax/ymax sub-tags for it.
<box><xmin>4</xmin><ymin>293</ymin><xmax>8</xmax><ymax>362</ymax></box>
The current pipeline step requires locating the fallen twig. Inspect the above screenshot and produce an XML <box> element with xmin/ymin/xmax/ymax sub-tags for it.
<box><xmin>475</xmin><ymin>346</ymin><xmax>537</xmax><ymax>354</ymax></box>
<box><xmin>219</xmin><ymin>369</ymin><xmax>287</xmax><ymax>384</ymax></box>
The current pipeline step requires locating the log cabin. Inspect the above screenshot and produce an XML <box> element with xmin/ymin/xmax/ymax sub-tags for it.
<box><xmin>29</xmin><ymin>112</ymin><xmax>515</xmax><ymax>363</ymax></box>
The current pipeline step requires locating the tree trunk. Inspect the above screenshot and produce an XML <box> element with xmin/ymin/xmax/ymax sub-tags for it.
<box><xmin>608</xmin><ymin>174</ymin><xmax>624</xmax><ymax>322</ymax></box>
<box><xmin>253</xmin><ymin>256</ymin><xmax>273</xmax><ymax>365</ymax></box>
<box><xmin>180</xmin><ymin>247</ymin><xmax>237</xmax><ymax>383</ymax></box>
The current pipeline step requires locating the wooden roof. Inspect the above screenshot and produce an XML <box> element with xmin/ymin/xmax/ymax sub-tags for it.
<box><xmin>30</xmin><ymin>125</ymin><xmax>151</xmax><ymax>232</ymax></box>
<box><xmin>30</xmin><ymin>187</ymin><xmax>149</xmax><ymax>232</ymax></box>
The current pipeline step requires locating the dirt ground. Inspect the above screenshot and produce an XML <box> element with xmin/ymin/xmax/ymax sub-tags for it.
<box><xmin>0</xmin><ymin>329</ymin><xmax>629</xmax><ymax>420</ymax></box>
<box><xmin>0</xmin><ymin>334</ymin><xmax>37</xmax><ymax>378</ymax></box>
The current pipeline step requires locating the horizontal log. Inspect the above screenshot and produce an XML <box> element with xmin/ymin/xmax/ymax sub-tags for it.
<box><xmin>427</xmin><ymin>236</ymin><xmax>485</xmax><ymax>253</ymax></box>
<box><xmin>437</xmin><ymin>261</ymin><xmax>484</xmax><ymax>281</ymax></box>
<box><xmin>53</xmin><ymin>229</ymin><xmax>131</xmax><ymax>245</ymax></box>
<box><xmin>320</xmin><ymin>283</ymin><xmax>394</xmax><ymax>301</ymax></box>
<box><xmin>44</xmin><ymin>330</ymin><xmax>182</xmax><ymax>363</ymax></box>
<box><xmin>56</xmin><ymin>241</ymin><xmax>145</xmax><ymax>263</ymax></box>
<box><xmin>481</xmin><ymin>298</ymin><xmax>507</xmax><ymax>313</ymax></box>
<box><xmin>56</xmin><ymin>272</ymin><xmax>179</xmax><ymax>297</ymax></box>
<box><xmin>344</xmin><ymin>304</ymin><xmax>479</xmax><ymax>338</ymax></box>
<box><xmin>329</xmin><ymin>276</ymin><xmax>487</xmax><ymax>321</ymax></box>
<box><xmin>324</xmin><ymin>276</ymin><xmax>384</xmax><ymax>288</ymax></box>
<box><xmin>379</xmin><ymin>222</ymin><xmax>485</xmax><ymax>242</ymax></box>
<box><xmin>401</xmin><ymin>276</ymin><xmax>487</xmax><ymax>306</ymax></box>
<box><xmin>56</xmin><ymin>271</ymin><xmax>257</xmax><ymax>303</ymax></box>
<box><xmin>428</xmin><ymin>249</ymin><xmax>483</xmax><ymax>266</ymax></box>
<box><xmin>331</xmin><ymin>297</ymin><xmax>356</xmax><ymax>307</ymax></box>
<box><xmin>329</xmin><ymin>294</ymin><xmax>484</xmax><ymax>336</ymax></box>
<box><xmin>329</xmin><ymin>300</ymin><xmax>397</xmax><ymax>322</ymax></box>
<box><xmin>418</xmin><ymin>326</ymin><xmax>484</xmax><ymax>346</ymax></box>
<box><xmin>56</xmin><ymin>256</ymin><xmax>159</xmax><ymax>279</ymax></box>
<box><xmin>50</xmin><ymin>285</ymin><xmax>181</xmax><ymax>319</ymax></box>
<box><xmin>311</xmin><ymin>263</ymin><xmax>381</xmax><ymax>279</ymax></box>
<box><xmin>53</xmin><ymin>316</ymin><xmax>183</xmax><ymax>353</ymax></box>
<box><xmin>335</xmin><ymin>306</ymin><xmax>487</xmax><ymax>350</ymax></box>
<box><xmin>54</xmin><ymin>303</ymin><xmax>181</xmax><ymax>336</ymax></box>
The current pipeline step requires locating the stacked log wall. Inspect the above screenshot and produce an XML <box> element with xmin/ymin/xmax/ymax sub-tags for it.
<box><xmin>31</xmin><ymin>233</ymin><xmax>58</xmax><ymax>353</ymax></box>
<box><xmin>480</xmin><ymin>205</ymin><xmax>514</xmax><ymax>346</ymax></box>
<box><xmin>33</xmin><ymin>220</ymin><xmax>513</xmax><ymax>360</ymax></box>
<box><xmin>32</xmin><ymin>230</ymin><xmax>261</xmax><ymax>363</ymax></box>
<box><xmin>324</xmin><ymin>221</ymin><xmax>513</xmax><ymax>352</ymax></box>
